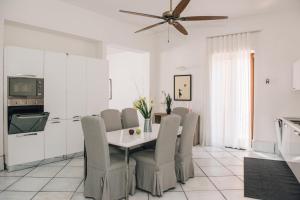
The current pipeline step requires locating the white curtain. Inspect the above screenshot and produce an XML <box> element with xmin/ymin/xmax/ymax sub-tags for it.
<box><xmin>208</xmin><ymin>33</ymin><xmax>251</xmax><ymax>149</ymax></box>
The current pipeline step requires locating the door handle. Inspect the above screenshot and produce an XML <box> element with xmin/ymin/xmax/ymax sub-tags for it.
<box><xmin>16</xmin><ymin>133</ymin><xmax>38</xmax><ymax>137</ymax></box>
<box><xmin>109</xmin><ymin>78</ymin><xmax>112</xmax><ymax>100</ymax></box>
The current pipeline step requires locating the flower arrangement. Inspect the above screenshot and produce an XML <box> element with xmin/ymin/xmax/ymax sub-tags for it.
<box><xmin>133</xmin><ymin>97</ymin><xmax>153</xmax><ymax>119</ymax></box>
<box><xmin>162</xmin><ymin>91</ymin><xmax>173</xmax><ymax>114</ymax></box>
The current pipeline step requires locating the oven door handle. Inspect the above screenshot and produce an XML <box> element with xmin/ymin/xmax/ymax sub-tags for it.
<box><xmin>14</xmin><ymin>74</ymin><xmax>37</xmax><ymax>78</ymax></box>
<box><xmin>16</xmin><ymin>114</ymin><xmax>48</xmax><ymax>119</ymax></box>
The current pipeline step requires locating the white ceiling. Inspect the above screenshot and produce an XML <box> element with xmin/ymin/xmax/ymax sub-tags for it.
<box><xmin>61</xmin><ymin>0</ymin><xmax>299</xmax><ymax>29</ymax></box>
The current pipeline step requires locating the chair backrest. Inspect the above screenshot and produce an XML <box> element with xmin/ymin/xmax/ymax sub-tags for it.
<box><xmin>121</xmin><ymin>108</ymin><xmax>139</xmax><ymax>129</ymax></box>
<box><xmin>172</xmin><ymin>107</ymin><xmax>189</xmax><ymax>125</ymax></box>
<box><xmin>155</xmin><ymin>115</ymin><xmax>181</xmax><ymax>165</ymax></box>
<box><xmin>81</xmin><ymin>116</ymin><xmax>110</xmax><ymax>171</ymax></box>
<box><xmin>178</xmin><ymin>112</ymin><xmax>198</xmax><ymax>157</ymax></box>
<box><xmin>101</xmin><ymin>109</ymin><xmax>123</xmax><ymax>132</ymax></box>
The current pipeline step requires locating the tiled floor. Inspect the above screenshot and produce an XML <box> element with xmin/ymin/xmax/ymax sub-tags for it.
<box><xmin>0</xmin><ymin>146</ymin><xmax>282</xmax><ymax>200</ymax></box>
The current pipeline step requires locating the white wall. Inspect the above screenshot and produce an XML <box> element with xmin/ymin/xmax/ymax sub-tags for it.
<box><xmin>0</xmin><ymin>0</ymin><xmax>157</xmax><ymax>162</ymax></box>
<box><xmin>4</xmin><ymin>21</ymin><xmax>103</xmax><ymax>58</ymax></box>
<box><xmin>0</xmin><ymin>5</ymin><xmax>4</xmax><ymax>162</ymax></box>
<box><xmin>155</xmin><ymin>10</ymin><xmax>300</xmax><ymax>146</ymax></box>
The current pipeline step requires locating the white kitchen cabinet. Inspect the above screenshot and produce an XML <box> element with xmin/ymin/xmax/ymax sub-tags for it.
<box><xmin>44</xmin><ymin>52</ymin><xmax>67</xmax><ymax>120</ymax></box>
<box><xmin>293</xmin><ymin>59</ymin><xmax>300</xmax><ymax>90</ymax></box>
<box><xmin>4</xmin><ymin>46</ymin><xmax>44</xmax><ymax>78</ymax></box>
<box><xmin>44</xmin><ymin>120</ymin><xmax>66</xmax><ymax>159</ymax></box>
<box><xmin>86</xmin><ymin>59</ymin><xmax>109</xmax><ymax>116</ymax></box>
<box><xmin>7</xmin><ymin>132</ymin><xmax>44</xmax><ymax>166</ymax></box>
<box><xmin>66</xmin><ymin>119</ymin><xmax>84</xmax><ymax>155</ymax></box>
<box><xmin>66</xmin><ymin>55</ymin><xmax>87</xmax><ymax>119</ymax></box>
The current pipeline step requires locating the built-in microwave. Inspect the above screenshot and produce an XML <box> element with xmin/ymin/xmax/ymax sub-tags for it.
<box><xmin>8</xmin><ymin>77</ymin><xmax>44</xmax><ymax>99</ymax></box>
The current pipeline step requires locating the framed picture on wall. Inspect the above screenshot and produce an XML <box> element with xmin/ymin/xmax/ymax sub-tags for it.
<box><xmin>174</xmin><ymin>74</ymin><xmax>192</xmax><ymax>101</ymax></box>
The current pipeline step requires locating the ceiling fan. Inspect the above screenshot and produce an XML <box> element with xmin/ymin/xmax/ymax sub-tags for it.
<box><xmin>119</xmin><ymin>0</ymin><xmax>228</xmax><ymax>35</ymax></box>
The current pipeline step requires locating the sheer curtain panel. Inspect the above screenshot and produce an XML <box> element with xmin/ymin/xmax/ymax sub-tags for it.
<box><xmin>208</xmin><ymin>32</ymin><xmax>251</xmax><ymax>150</ymax></box>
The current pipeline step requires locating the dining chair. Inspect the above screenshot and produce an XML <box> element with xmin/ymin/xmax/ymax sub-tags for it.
<box><xmin>172</xmin><ymin>107</ymin><xmax>189</xmax><ymax>125</ymax></box>
<box><xmin>81</xmin><ymin>116</ymin><xmax>136</xmax><ymax>200</ymax></box>
<box><xmin>131</xmin><ymin>115</ymin><xmax>181</xmax><ymax>196</ymax></box>
<box><xmin>175</xmin><ymin>112</ymin><xmax>198</xmax><ymax>183</ymax></box>
<box><xmin>101</xmin><ymin>109</ymin><xmax>123</xmax><ymax>154</ymax></box>
<box><xmin>101</xmin><ymin>109</ymin><xmax>123</xmax><ymax>132</ymax></box>
<box><xmin>121</xmin><ymin>108</ymin><xmax>139</xmax><ymax>129</ymax></box>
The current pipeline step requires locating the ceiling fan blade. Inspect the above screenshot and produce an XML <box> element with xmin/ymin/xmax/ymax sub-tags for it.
<box><xmin>119</xmin><ymin>10</ymin><xmax>164</xmax><ymax>19</ymax></box>
<box><xmin>172</xmin><ymin>0</ymin><xmax>190</xmax><ymax>17</ymax></box>
<box><xmin>172</xmin><ymin>22</ymin><xmax>188</xmax><ymax>35</ymax></box>
<box><xmin>135</xmin><ymin>21</ymin><xmax>167</xmax><ymax>33</ymax></box>
<box><xmin>180</xmin><ymin>16</ymin><xmax>228</xmax><ymax>21</ymax></box>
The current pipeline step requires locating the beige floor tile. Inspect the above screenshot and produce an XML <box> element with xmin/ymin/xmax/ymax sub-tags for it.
<box><xmin>186</xmin><ymin>191</ymin><xmax>225</xmax><ymax>200</ymax></box>
<box><xmin>32</xmin><ymin>192</ymin><xmax>73</xmax><ymax>200</ymax></box>
<box><xmin>201</xmin><ymin>166</ymin><xmax>233</xmax><ymax>176</ymax></box>
<box><xmin>181</xmin><ymin>177</ymin><xmax>216</xmax><ymax>191</ymax></box>
<box><xmin>210</xmin><ymin>176</ymin><xmax>244</xmax><ymax>190</ymax></box>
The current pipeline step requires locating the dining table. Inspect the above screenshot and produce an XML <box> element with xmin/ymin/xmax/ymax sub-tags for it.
<box><xmin>84</xmin><ymin>123</ymin><xmax>182</xmax><ymax>200</ymax></box>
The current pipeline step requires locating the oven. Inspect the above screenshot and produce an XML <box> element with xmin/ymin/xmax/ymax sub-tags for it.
<box><xmin>7</xmin><ymin>76</ymin><xmax>49</xmax><ymax>135</ymax></box>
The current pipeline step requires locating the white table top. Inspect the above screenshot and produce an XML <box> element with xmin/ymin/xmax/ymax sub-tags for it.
<box><xmin>106</xmin><ymin>124</ymin><xmax>182</xmax><ymax>149</ymax></box>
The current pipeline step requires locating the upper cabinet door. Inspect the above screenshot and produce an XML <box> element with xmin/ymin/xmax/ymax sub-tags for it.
<box><xmin>4</xmin><ymin>46</ymin><xmax>44</xmax><ymax>78</ymax></box>
<box><xmin>66</xmin><ymin>55</ymin><xmax>87</xmax><ymax>119</ymax></box>
<box><xmin>44</xmin><ymin>52</ymin><xmax>67</xmax><ymax>120</ymax></box>
<box><xmin>86</xmin><ymin>59</ymin><xmax>109</xmax><ymax>116</ymax></box>
<box><xmin>293</xmin><ymin>60</ymin><xmax>300</xmax><ymax>90</ymax></box>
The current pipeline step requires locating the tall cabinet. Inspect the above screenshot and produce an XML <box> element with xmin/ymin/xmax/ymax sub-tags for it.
<box><xmin>66</xmin><ymin>55</ymin><xmax>87</xmax><ymax>155</ymax></box>
<box><xmin>44</xmin><ymin>52</ymin><xmax>109</xmax><ymax>157</ymax></box>
<box><xmin>44</xmin><ymin>52</ymin><xmax>67</xmax><ymax>159</ymax></box>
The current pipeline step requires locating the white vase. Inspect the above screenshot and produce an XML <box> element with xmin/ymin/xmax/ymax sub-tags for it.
<box><xmin>144</xmin><ymin>118</ymin><xmax>152</xmax><ymax>132</ymax></box>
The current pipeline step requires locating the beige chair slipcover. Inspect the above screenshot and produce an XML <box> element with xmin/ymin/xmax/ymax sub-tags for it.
<box><xmin>131</xmin><ymin>115</ymin><xmax>180</xmax><ymax>196</ymax></box>
<box><xmin>172</xmin><ymin>107</ymin><xmax>189</xmax><ymax>125</ymax></box>
<box><xmin>121</xmin><ymin>108</ymin><xmax>139</xmax><ymax>129</ymax></box>
<box><xmin>175</xmin><ymin>112</ymin><xmax>198</xmax><ymax>183</ymax></box>
<box><xmin>81</xmin><ymin>116</ymin><xmax>136</xmax><ymax>200</ymax></box>
<box><xmin>101</xmin><ymin>109</ymin><xmax>123</xmax><ymax>154</ymax></box>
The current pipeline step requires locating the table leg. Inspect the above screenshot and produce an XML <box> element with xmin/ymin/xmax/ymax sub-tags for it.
<box><xmin>125</xmin><ymin>148</ymin><xmax>129</xmax><ymax>200</ymax></box>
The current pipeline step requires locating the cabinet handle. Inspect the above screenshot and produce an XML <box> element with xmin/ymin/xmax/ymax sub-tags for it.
<box><xmin>92</xmin><ymin>114</ymin><xmax>98</xmax><ymax>117</ymax></box>
<box><xmin>52</xmin><ymin>117</ymin><xmax>60</xmax><ymax>120</ymax></box>
<box><xmin>73</xmin><ymin>119</ymin><xmax>80</xmax><ymax>122</ymax></box>
<box><xmin>51</xmin><ymin>121</ymin><xmax>61</xmax><ymax>124</ymax></box>
<box><xmin>73</xmin><ymin>116</ymin><xmax>80</xmax><ymax>119</ymax></box>
<box><xmin>16</xmin><ymin>133</ymin><xmax>38</xmax><ymax>137</ymax></box>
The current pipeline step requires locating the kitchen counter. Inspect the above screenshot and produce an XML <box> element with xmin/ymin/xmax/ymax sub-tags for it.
<box><xmin>277</xmin><ymin>117</ymin><xmax>300</xmax><ymax>182</ymax></box>
<box><xmin>280</xmin><ymin>117</ymin><xmax>300</xmax><ymax>133</ymax></box>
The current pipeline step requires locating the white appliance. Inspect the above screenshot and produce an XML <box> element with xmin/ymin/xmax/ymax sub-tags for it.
<box><xmin>276</xmin><ymin>118</ymin><xmax>300</xmax><ymax>182</ymax></box>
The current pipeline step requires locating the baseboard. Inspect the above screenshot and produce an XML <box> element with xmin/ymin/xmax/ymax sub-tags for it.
<box><xmin>252</xmin><ymin>140</ymin><xmax>276</xmax><ymax>154</ymax></box>
<box><xmin>0</xmin><ymin>156</ymin><xmax>4</xmax><ymax>171</ymax></box>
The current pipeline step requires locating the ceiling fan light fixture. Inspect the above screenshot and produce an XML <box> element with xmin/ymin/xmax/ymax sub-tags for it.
<box><xmin>119</xmin><ymin>0</ymin><xmax>228</xmax><ymax>37</ymax></box>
